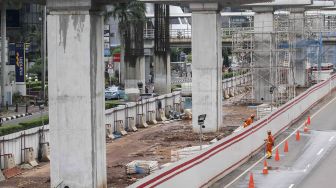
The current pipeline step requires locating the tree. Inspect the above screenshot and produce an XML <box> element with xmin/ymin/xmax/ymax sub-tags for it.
<box><xmin>106</xmin><ymin>1</ymin><xmax>146</xmax><ymax>83</ymax></box>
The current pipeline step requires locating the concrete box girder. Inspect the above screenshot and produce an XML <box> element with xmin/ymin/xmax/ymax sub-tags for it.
<box><xmin>139</xmin><ymin>0</ymin><xmax>271</xmax><ymax>7</ymax></box>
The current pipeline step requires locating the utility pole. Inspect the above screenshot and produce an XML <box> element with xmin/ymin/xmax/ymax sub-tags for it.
<box><xmin>1</xmin><ymin>1</ymin><xmax>6</xmax><ymax>110</ymax></box>
<box><xmin>41</xmin><ymin>5</ymin><xmax>47</xmax><ymax>102</ymax></box>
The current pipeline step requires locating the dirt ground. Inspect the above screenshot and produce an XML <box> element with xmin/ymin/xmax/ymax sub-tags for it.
<box><xmin>0</xmin><ymin>98</ymin><xmax>255</xmax><ymax>188</ymax></box>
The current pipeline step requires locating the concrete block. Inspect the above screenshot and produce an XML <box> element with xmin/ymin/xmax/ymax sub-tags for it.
<box><xmin>148</xmin><ymin>111</ymin><xmax>157</xmax><ymax>125</ymax></box>
<box><xmin>40</xmin><ymin>143</ymin><xmax>50</xmax><ymax>162</ymax></box>
<box><xmin>127</xmin><ymin>117</ymin><xmax>138</xmax><ymax>132</ymax></box>
<box><xmin>0</xmin><ymin>170</ymin><xmax>5</xmax><ymax>182</ymax></box>
<box><xmin>229</xmin><ymin>88</ymin><xmax>235</xmax><ymax>97</ymax></box>
<box><xmin>116</xmin><ymin>120</ymin><xmax>127</xmax><ymax>136</ymax></box>
<box><xmin>11</xmin><ymin>116</ymin><xmax>16</xmax><ymax>119</ymax></box>
<box><xmin>224</xmin><ymin>90</ymin><xmax>230</xmax><ymax>99</ymax></box>
<box><xmin>24</xmin><ymin>148</ymin><xmax>38</xmax><ymax>167</ymax></box>
<box><xmin>4</xmin><ymin>154</ymin><xmax>15</xmax><ymax>169</ymax></box>
<box><xmin>136</xmin><ymin>114</ymin><xmax>148</xmax><ymax>128</ymax></box>
<box><xmin>157</xmin><ymin>109</ymin><xmax>167</xmax><ymax>122</ymax></box>
<box><xmin>105</xmin><ymin>124</ymin><xmax>115</xmax><ymax>139</ymax></box>
<box><xmin>165</xmin><ymin>105</ymin><xmax>172</xmax><ymax>117</ymax></box>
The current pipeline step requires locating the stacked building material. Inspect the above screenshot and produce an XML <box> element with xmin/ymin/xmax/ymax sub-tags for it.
<box><xmin>126</xmin><ymin>160</ymin><xmax>159</xmax><ymax>175</ymax></box>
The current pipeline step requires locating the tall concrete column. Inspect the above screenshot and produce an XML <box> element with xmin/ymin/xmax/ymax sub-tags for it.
<box><xmin>124</xmin><ymin>55</ymin><xmax>146</xmax><ymax>99</ymax></box>
<box><xmin>124</xmin><ymin>23</ymin><xmax>146</xmax><ymax>99</ymax></box>
<box><xmin>1</xmin><ymin>1</ymin><xmax>6</xmax><ymax>107</ymax></box>
<box><xmin>191</xmin><ymin>3</ymin><xmax>222</xmax><ymax>133</ymax></box>
<box><xmin>154</xmin><ymin>54</ymin><xmax>171</xmax><ymax>94</ymax></box>
<box><xmin>289</xmin><ymin>8</ymin><xmax>306</xmax><ymax>87</ymax></box>
<box><xmin>47</xmin><ymin>1</ymin><xmax>106</xmax><ymax>187</ymax></box>
<box><xmin>253</xmin><ymin>7</ymin><xmax>274</xmax><ymax>103</ymax></box>
<box><xmin>154</xmin><ymin>4</ymin><xmax>171</xmax><ymax>95</ymax></box>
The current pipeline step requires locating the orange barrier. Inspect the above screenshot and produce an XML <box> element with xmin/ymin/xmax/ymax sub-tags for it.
<box><xmin>275</xmin><ymin>148</ymin><xmax>280</xmax><ymax>161</ymax></box>
<box><xmin>296</xmin><ymin>131</ymin><xmax>301</xmax><ymax>141</ymax></box>
<box><xmin>249</xmin><ymin>173</ymin><xmax>255</xmax><ymax>188</ymax></box>
<box><xmin>284</xmin><ymin>140</ymin><xmax>289</xmax><ymax>153</ymax></box>
<box><xmin>262</xmin><ymin>160</ymin><xmax>268</xmax><ymax>175</ymax></box>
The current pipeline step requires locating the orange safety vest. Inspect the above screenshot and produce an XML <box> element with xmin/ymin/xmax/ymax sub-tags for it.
<box><xmin>243</xmin><ymin>117</ymin><xmax>253</xmax><ymax>128</ymax></box>
<box><xmin>266</xmin><ymin>135</ymin><xmax>274</xmax><ymax>152</ymax></box>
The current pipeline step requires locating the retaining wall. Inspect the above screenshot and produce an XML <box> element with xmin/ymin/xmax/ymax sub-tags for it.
<box><xmin>130</xmin><ymin>74</ymin><xmax>336</xmax><ymax>188</ymax></box>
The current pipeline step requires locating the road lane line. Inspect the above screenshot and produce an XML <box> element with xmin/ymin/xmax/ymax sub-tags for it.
<box><xmin>223</xmin><ymin>93</ymin><xmax>336</xmax><ymax>188</ymax></box>
<box><xmin>289</xmin><ymin>184</ymin><xmax>295</xmax><ymax>188</ymax></box>
<box><xmin>329</xmin><ymin>136</ymin><xmax>335</xmax><ymax>142</ymax></box>
<box><xmin>317</xmin><ymin>148</ymin><xmax>324</xmax><ymax>156</ymax></box>
<box><xmin>303</xmin><ymin>164</ymin><xmax>311</xmax><ymax>172</ymax></box>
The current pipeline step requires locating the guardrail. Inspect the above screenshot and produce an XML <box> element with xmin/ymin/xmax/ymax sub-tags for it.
<box><xmin>0</xmin><ymin>92</ymin><xmax>183</xmax><ymax>168</ymax></box>
<box><xmin>130</xmin><ymin>74</ymin><xmax>336</xmax><ymax>188</ymax></box>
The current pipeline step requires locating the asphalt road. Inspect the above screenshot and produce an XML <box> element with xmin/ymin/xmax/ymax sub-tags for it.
<box><xmin>211</xmin><ymin>94</ymin><xmax>336</xmax><ymax>188</ymax></box>
<box><xmin>2</xmin><ymin>111</ymin><xmax>49</xmax><ymax>126</ymax></box>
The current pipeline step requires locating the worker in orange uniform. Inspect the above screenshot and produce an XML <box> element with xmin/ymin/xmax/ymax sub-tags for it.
<box><xmin>243</xmin><ymin>114</ymin><xmax>255</xmax><ymax>128</ymax></box>
<box><xmin>265</xmin><ymin>130</ymin><xmax>274</xmax><ymax>159</ymax></box>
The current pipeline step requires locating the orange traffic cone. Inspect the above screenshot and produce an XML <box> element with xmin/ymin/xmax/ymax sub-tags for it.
<box><xmin>284</xmin><ymin>140</ymin><xmax>289</xmax><ymax>153</ymax></box>
<box><xmin>304</xmin><ymin>124</ymin><xmax>309</xmax><ymax>133</ymax></box>
<box><xmin>275</xmin><ymin>148</ymin><xmax>280</xmax><ymax>161</ymax></box>
<box><xmin>262</xmin><ymin>160</ymin><xmax>268</xmax><ymax>175</ymax></box>
<box><xmin>296</xmin><ymin>130</ymin><xmax>301</xmax><ymax>141</ymax></box>
<box><xmin>307</xmin><ymin>115</ymin><xmax>311</xmax><ymax>125</ymax></box>
<box><xmin>249</xmin><ymin>173</ymin><xmax>255</xmax><ymax>188</ymax></box>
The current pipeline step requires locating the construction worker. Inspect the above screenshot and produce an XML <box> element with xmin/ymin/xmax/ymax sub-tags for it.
<box><xmin>265</xmin><ymin>130</ymin><xmax>274</xmax><ymax>159</ymax></box>
<box><xmin>243</xmin><ymin>114</ymin><xmax>255</xmax><ymax>128</ymax></box>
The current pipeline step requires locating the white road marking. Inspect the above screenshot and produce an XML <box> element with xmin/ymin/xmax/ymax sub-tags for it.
<box><xmin>223</xmin><ymin>93</ymin><xmax>336</xmax><ymax>188</ymax></box>
<box><xmin>303</xmin><ymin>164</ymin><xmax>311</xmax><ymax>172</ymax></box>
<box><xmin>317</xmin><ymin>148</ymin><xmax>324</xmax><ymax>156</ymax></box>
<box><xmin>329</xmin><ymin>136</ymin><xmax>335</xmax><ymax>142</ymax></box>
<box><xmin>289</xmin><ymin>184</ymin><xmax>295</xmax><ymax>188</ymax></box>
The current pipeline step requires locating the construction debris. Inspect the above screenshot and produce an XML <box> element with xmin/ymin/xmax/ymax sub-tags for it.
<box><xmin>126</xmin><ymin>160</ymin><xmax>159</xmax><ymax>175</ymax></box>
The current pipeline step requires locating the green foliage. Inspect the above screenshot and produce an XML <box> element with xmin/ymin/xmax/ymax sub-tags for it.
<box><xmin>0</xmin><ymin>125</ymin><xmax>23</xmax><ymax>136</ymax></box>
<box><xmin>223</xmin><ymin>72</ymin><xmax>234</xmax><ymax>79</ymax></box>
<box><xmin>13</xmin><ymin>91</ymin><xmax>22</xmax><ymax>104</ymax></box>
<box><xmin>105</xmin><ymin>100</ymin><xmax>120</xmax><ymax>109</ymax></box>
<box><xmin>19</xmin><ymin>116</ymin><xmax>49</xmax><ymax>128</ymax></box>
<box><xmin>28</xmin><ymin>59</ymin><xmax>42</xmax><ymax>79</ymax></box>
<box><xmin>0</xmin><ymin>116</ymin><xmax>49</xmax><ymax>136</ymax></box>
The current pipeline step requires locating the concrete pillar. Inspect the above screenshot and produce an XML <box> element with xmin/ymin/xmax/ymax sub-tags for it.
<box><xmin>154</xmin><ymin>54</ymin><xmax>171</xmax><ymax>94</ymax></box>
<box><xmin>125</xmin><ymin>56</ymin><xmax>146</xmax><ymax>100</ymax></box>
<box><xmin>289</xmin><ymin>8</ymin><xmax>306</xmax><ymax>87</ymax></box>
<box><xmin>47</xmin><ymin>1</ymin><xmax>106</xmax><ymax>187</ymax></box>
<box><xmin>1</xmin><ymin>1</ymin><xmax>6</xmax><ymax>107</ymax></box>
<box><xmin>191</xmin><ymin>3</ymin><xmax>222</xmax><ymax>133</ymax></box>
<box><xmin>153</xmin><ymin>4</ymin><xmax>171</xmax><ymax>95</ymax></box>
<box><xmin>253</xmin><ymin>7</ymin><xmax>274</xmax><ymax>103</ymax></box>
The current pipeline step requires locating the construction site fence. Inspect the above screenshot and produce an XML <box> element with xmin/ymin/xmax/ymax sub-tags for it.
<box><xmin>0</xmin><ymin>91</ymin><xmax>182</xmax><ymax>169</ymax></box>
<box><xmin>130</xmin><ymin>74</ymin><xmax>336</xmax><ymax>188</ymax></box>
<box><xmin>0</xmin><ymin>125</ymin><xmax>50</xmax><ymax>169</ymax></box>
<box><xmin>105</xmin><ymin>91</ymin><xmax>182</xmax><ymax>131</ymax></box>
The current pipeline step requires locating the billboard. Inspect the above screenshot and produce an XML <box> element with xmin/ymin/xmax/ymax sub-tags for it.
<box><xmin>15</xmin><ymin>43</ymin><xmax>25</xmax><ymax>82</ymax></box>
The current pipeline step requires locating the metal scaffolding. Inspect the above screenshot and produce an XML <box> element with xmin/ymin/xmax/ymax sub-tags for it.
<box><xmin>230</xmin><ymin>12</ymin><xmax>336</xmax><ymax>106</ymax></box>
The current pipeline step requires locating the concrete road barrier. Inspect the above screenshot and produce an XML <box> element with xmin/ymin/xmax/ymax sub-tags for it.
<box><xmin>130</xmin><ymin>74</ymin><xmax>336</xmax><ymax>188</ymax></box>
